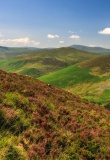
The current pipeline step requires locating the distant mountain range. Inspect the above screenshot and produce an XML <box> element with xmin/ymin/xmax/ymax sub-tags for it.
<box><xmin>70</xmin><ymin>44</ymin><xmax>110</xmax><ymax>54</ymax></box>
<box><xmin>0</xmin><ymin>46</ymin><xmax>42</xmax><ymax>59</ymax></box>
<box><xmin>0</xmin><ymin>44</ymin><xmax>110</xmax><ymax>60</ymax></box>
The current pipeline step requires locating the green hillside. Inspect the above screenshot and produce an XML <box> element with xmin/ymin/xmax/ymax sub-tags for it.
<box><xmin>0</xmin><ymin>47</ymin><xmax>101</xmax><ymax>78</ymax></box>
<box><xmin>0</xmin><ymin>69</ymin><xmax>110</xmax><ymax>159</ymax></box>
<box><xmin>39</xmin><ymin>55</ymin><xmax>110</xmax><ymax>107</ymax></box>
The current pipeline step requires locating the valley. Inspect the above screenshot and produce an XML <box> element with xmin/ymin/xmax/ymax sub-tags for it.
<box><xmin>0</xmin><ymin>47</ymin><xmax>100</xmax><ymax>78</ymax></box>
<box><xmin>1</xmin><ymin>1</ymin><xmax>110</xmax><ymax>159</ymax></box>
<box><xmin>0</xmin><ymin>46</ymin><xmax>110</xmax><ymax>107</ymax></box>
<box><xmin>39</xmin><ymin>55</ymin><xmax>110</xmax><ymax>108</ymax></box>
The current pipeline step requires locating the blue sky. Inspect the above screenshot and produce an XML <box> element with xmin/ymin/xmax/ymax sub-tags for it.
<box><xmin>0</xmin><ymin>0</ymin><xmax>110</xmax><ymax>48</ymax></box>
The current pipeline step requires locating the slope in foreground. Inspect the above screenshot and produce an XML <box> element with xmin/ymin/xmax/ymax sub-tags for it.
<box><xmin>0</xmin><ymin>69</ymin><xmax>110</xmax><ymax>159</ymax></box>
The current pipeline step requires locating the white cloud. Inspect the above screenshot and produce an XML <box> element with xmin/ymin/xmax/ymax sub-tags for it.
<box><xmin>47</xmin><ymin>34</ymin><xmax>55</xmax><ymax>39</ymax></box>
<box><xmin>0</xmin><ymin>32</ymin><xmax>3</xmax><ymax>37</ymax></box>
<box><xmin>0</xmin><ymin>37</ymin><xmax>40</xmax><ymax>46</ymax></box>
<box><xmin>88</xmin><ymin>44</ymin><xmax>104</xmax><ymax>48</ymax></box>
<box><xmin>88</xmin><ymin>44</ymin><xmax>97</xmax><ymax>47</ymax></box>
<box><xmin>10</xmin><ymin>37</ymin><xmax>30</xmax><ymax>44</ymax></box>
<box><xmin>59</xmin><ymin>41</ymin><xmax>64</xmax><ymax>44</ymax></box>
<box><xmin>0</xmin><ymin>39</ymin><xmax>5</xmax><ymax>45</ymax></box>
<box><xmin>47</xmin><ymin>34</ymin><xmax>59</xmax><ymax>39</ymax></box>
<box><xmin>31</xmin><ymin>41</ymin><xmax>40</xmax><ymax>46</ymax></box>
<box><xmin>98</xmin><ymin>28</ymin><xmax>110</xmax><ymax>34</ymax></box>
<box><xmin>55</xmin><ymin>35</ymin><xmax>59</xmax><ymax>38</ymax></box>
<box><xmin>69</xmin><ymin>35</ymin><xmax>80</xmax><ymax>39</ymax></box>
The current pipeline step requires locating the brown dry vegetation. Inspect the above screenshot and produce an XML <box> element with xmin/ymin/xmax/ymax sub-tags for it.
<box><xmin>80</xmin><ymin>55</ymin><xmax>110</xmax><ymax>75</ymax></box>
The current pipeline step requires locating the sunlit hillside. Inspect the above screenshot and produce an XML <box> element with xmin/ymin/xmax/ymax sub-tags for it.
<box><xmin>0</xmin><ymin>69</ymin><xmax>110</xmax><ymax>159</ymax></box>
<box><xmin>0</xmin><ymin>47</ymin><xmax>101</xmax><ymax>78</ymax></box>
<box><xmin>39</xmin><ymin>55</ymin><xmax>110</xmax><ymax>108</ymax></box>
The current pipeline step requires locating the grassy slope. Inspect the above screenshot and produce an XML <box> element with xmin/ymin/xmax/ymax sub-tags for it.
<box><xmin>0</xmin><ymin>47</ymin><xmax>101</xmax><ymax>78</ymax></box>
<box><xmin>0</xmin><ymin>69</ymin><xmax>110</xmax><ymax>159</ymax></box>
<box><xmin>39</xmin><ymin>55</ymin><xmax>110</xmax><ymax>107</ymax></box>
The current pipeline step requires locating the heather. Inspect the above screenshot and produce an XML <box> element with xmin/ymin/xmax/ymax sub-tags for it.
<box><xmin>0</xmin><ymin>69</ymin><xmax>110</xmax><ymax>159</ymax></box>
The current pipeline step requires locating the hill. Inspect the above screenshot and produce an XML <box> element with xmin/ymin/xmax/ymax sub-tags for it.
<box><xmin>0</xmin><ymin>47</ymin><xmax>101</xmax><ymax>78</ymax></box>
<box><xmin>0</xmin><ymin>46</ymin><xmax>41</xmax><ymax>59</ymax></box>
<box><xmin>39</xmin><ymin>55</ymin><xmax>110</xmax><ymax>107</ymax></box>
<box><xmin>70</xmin><ymin>44</ymin><xmax>110</xmax><ymax>54</ymax></box>
<box><xmin>0</xmin><ymin>69</ymin><xmax>110</xmax><ymax>159</ymax></box>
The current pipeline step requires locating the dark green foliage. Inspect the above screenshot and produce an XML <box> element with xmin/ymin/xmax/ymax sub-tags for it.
<box><xmin>6</xmin><ymin>147</ymin><xmax>22</xmax><ymax>160</ymax></box>
<box><xmin>20</xmin><ymin>68</ymin><xmax>41</xmax><ymax>78</ymax></box>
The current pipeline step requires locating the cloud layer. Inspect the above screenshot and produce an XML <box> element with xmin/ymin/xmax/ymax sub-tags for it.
<box><xmin>59</xmin><ymin>41</ymin><xmax>64</xmax><ymax>43</ymax></box>
<box><xmin>0</xmin><ymin>37</ymin><xmax>40</xmax><ymax>46</ymax></box>
<box><xmin>69</xmin><ymin>35</ymin><xmax>80</xmax><ymax>39</ymax></box>
<box><xmin>98</xmin><ymin>28</ymin><xmax>110</xmax><ymax>34</ymax></box>
<box><xmin>0</xmin><ymin>33</ymin><xmax>3</xmax><ymax>37</ymax></box>
<box><xmin>47</xmin><ymin>34</ymin><xmax>59</xmax><ymax>39</ymax></box>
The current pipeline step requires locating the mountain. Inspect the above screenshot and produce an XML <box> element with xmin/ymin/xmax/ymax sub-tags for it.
<box><xmin>70</xmin><ymin>44</ymin><xmax>110</xmax><ymax>54</ymax></box>
<box><xmin>0</xmin><ymin>46</ymin><xmax>9</xmax><ymax>51</ymax></box>
<box><xmin>0</xmin><ymin>69</ymin><xmax>110</xmax><ymax>159</ymax></box>
<box><xmin>0</xmin><ymin>47</ymin><xmax>101</xmax><ymax>78</ymax></box>
<box><xmin>0</xmin><ymin>46</ymin><xmax>41</xmax><ymax>59</ymax></box>
<box><xmin>39</xmin><ymin>55</ymin><xmax>110</xmax><ymax>108</ymax></box>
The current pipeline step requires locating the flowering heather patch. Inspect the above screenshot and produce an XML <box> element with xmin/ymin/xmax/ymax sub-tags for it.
<box><xmin>0</xmin><ymin>69</ymin><xmax>110</xmax><ymax>159</ymax></box>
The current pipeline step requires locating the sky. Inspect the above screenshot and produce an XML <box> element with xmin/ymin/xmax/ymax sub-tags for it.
<box><xmin>0</xmin><ymin>0</ymin><xmax>110</xmax><ymax>48</ymax></box>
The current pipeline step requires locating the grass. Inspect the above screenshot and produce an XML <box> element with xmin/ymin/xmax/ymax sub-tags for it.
<box><xmin>0</xmin><ymin>59</ymin><xmax>27</xmax><ymax>72</ymax></box>
<box><xmin>39</xmin><ymin>64</ymin><xmax>101</xmax><ymax>88</ymax></box>
<box><xmin>80</xmin><ymin>55</ymin><xmax>110</xmax><ymax>75</ymax></box>
<box><xmin>20</xmin><ymin>68</ymin><xmax>41</xmax><ymax>78</ymax></box>
<box><xmin>0</xmin><ymin>69</ymin><xmax>110</xmax><ymax>159</ymax></box>
<box><xmin>39</xmin><ymin>56</ymin><xmax>110</xmax><ymax>107</ymax></box>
